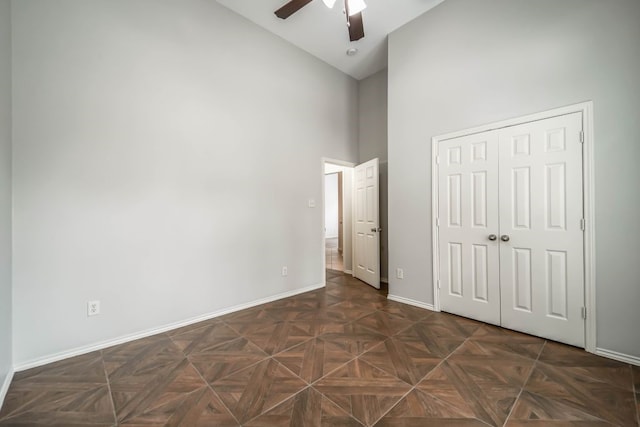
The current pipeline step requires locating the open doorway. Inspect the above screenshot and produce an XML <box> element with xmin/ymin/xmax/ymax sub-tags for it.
<box><xmin>323</xmin><ymin>160</ymin><xmax>354</xmax><ymax>275</ymax></box>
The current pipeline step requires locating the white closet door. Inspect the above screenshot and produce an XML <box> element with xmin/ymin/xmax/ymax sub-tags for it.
<box><xmin>438</xmin><ymin>132</ymin><xmax>501</xmax><ymax>325</ymax></box>
<box><xmin>498</xmin><ymin>112</ymin><xmax>585</xmax><ymax>347</ymax></box>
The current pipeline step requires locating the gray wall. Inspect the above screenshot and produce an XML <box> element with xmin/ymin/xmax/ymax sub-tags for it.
<box><xmin>12</xmin><ymin>0</ymin><xmax>358</xmax><ymax>365</ymax></box>
<box><xmin>358</xmin><ymin>69</ymin><xmax>388</xmax><ymax>280</ymax></box>
<box><xmin>0</xmin><ymin>0</ymin><xmax>13</xmax><ymax>392</ymax></box>
<box><xmin>359</xmin><ymin>69</ymin><xmax>388</xmax><ymax>163</ymax></box>
<box><xmin>388</xmin><ymin>0</ymin><xmax>640</xmax><ymax>357</ymax></box>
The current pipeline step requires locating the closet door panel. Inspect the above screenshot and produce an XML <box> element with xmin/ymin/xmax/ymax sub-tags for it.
<box><xmin>438</xmin><ymin>132</ymin><xmax>501</xmax><ymax>325</ymax></box>
<box><xmin>498</xmin><ymin>112</ymin><xmax>585</xmax><ymax>347</ymax></box>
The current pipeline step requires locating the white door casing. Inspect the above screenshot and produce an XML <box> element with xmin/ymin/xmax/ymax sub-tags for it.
<box><xmin>498</xmin><ymin>112</ymin><xmax>585</xmax><ymax>347</ymax></box>
<box><xmin>434</xmin><ymin>111</ymin><xmax>587</xmax><ymax>348</ymax></box>
<box><xmin>354</xmin><ymin>158</ymin><xmax>380</xmax><ymax>289</ymax></box>
<box><xmin>437</xmin><ymin>132</ymin><xmax>501</xmax><ymax>325</ymax></box>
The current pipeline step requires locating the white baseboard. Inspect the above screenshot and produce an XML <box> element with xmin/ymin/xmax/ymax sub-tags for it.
<box><xmin>344</xmin><ymin>269</ymin><xmax>353</xmax><ymax>275</ymax></box>
<box><xmin>14</xmin><ymin>283</ymin><xmax>324</xmax><ymax>372</ymax></box>
<box><xmin>387</xmin><ymin>294</ymin><xmax>435</xmax><ymax>312</ymax></box>
<box><xmin>0</xmin><ymin>368</ymin><xmax>14</xmax><ymax>412</ymax></box>
<box><xmin>595</xmin><ymin>347</ymin><xmax>640</xmax><ymax>366</ymax></box>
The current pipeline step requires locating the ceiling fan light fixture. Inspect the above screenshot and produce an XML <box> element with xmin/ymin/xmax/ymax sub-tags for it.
<box><xmin>322</xmin><ymin>0</ymin><xmax>337</xmax><ymax>8</ymax></box>
<box><xmin>346</xmin><ymin>0</ymin><xmax>366</xmax><ymax>16</ymax></box>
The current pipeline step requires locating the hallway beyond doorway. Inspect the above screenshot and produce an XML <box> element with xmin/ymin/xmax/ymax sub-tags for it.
<box><xmin>325</xmin><ymin>237</ymin><xmax>343</xmax><ymax>272</ymax></box>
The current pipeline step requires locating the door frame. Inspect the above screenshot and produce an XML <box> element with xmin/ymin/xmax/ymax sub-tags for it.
<box><xmin>431</xmin><ymin>101</ymin><xmax>596</xmax><ymax>353</ymax></box>
<box><xmin>322</xmin><ymin>158</ymin><xmax>356</xmax><ymax>285</ymax></box>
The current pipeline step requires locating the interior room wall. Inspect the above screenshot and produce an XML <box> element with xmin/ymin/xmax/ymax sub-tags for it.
<box><xmin>358</xmin><ymin>69</ymin><xmax>388</xmax><ymax>280</ymax></box>
<box><xmin>324</xmin><ymin>173</ymin><xmax>339</xmax><ymax>238</ymax></box>
<box><xmin>388</xmin><ymin>0</ymin><xmax>640</xmax><ymax>358</ymax></box>
<box><xmin>0</xmin><ymin>0</ymin><xmax>13</xmax><ymax>396</ymax></box>
<box><xmin>11</xmin><ymin>0</ymin><xmax>359</xmax><ymax>366</ymax></box>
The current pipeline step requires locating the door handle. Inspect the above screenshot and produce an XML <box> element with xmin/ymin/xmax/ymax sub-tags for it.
<box><xmin>488</xmin><ymin>234</ymin><xmax>497</xmax><ymax>241</ymax></box>
<box><xmin>500</xmin><ymin>235</ymin><xmax>510</xmax><ymax>242</ymax></box>
<box><xmin>371</xmin><ymin>228</ymin><xmax>382</xmax><ymax>233</ymax></box>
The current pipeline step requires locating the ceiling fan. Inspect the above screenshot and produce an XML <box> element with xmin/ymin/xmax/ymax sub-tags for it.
<box><xmin>274</xmin><ymin>0</ymin><xmax>366</xmax><ymax>42</ymax></box>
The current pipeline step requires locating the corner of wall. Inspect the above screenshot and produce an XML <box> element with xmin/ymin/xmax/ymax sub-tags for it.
<box><xmin>0</xmin><ymin>0</ymin><xmax>13</xmax><ymax>412</ymax></box>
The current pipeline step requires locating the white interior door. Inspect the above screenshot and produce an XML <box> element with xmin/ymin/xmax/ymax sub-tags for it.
<box><xmin>354</xmin><ymin>158</ymin><xmax>380</xmax><ymax>289</ymax></box>
<box><xmin>498</xmin><ymin>112</ymin><xmax>585</xmax><ymax>347</ymax></box>
<box><xmin>437</xmin><ymin>132</ymin><xmax>501</xmax><ymax>325</ymax></box>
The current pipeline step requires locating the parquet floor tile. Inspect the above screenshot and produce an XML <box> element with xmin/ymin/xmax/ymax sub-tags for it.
<box><xmin>3</xmin><ymin>351</ymin><xmax>107</xmax><ymax>394</ymax></box>
<box><xmin>520</xmin><ymin>360</ymin><xmax>637</xmax><ymax>426</ymax></box>
<box><xmin>325</xmin><ymin>275</ymin><xmax>365</xmax><ymax>287</ymax></box>
<box><xmin>170</xmin><ymin>322</ymin><xmax>240</xmax><ymax>356</ymax></box>
<box><xmin>0</xmin><ymin>352</ymin><xmax>115</xmax><ymax>426</ymax></box>
<box><xmin>464</xmin><ymin>324</ymin><xmax>545</xmax><ymax>360</ymax></box>
<box><xmin>508</xmin><ymin>389</ymin><xmax>611</xmax><ymax>424</ymax></box>
<box><xmin>314</xmin><ymin>359</ymin><xmax>411</xmax><ymax>426</ymax></box>
<box><xmin>186</xmin><ymin>337</ymin><xmax>268</xmax><ymax>384</ymax></box>
<box><xmin>165</xmin><ymin>318</ymin><xmax>220</xmax><ymax>338</ymax></box>
<box><xmin>418</xmin><ymin>312</ymin><xmax>483</xmax><ymax>338</ymax></box>
<box><xmin>102</xmin><ymin>334</ymin><xmax>185</xmax><ymax>373</ymax></box>
<box><xmin>324</xmin><ymin>285</ymin><xmax>382</xmax><ymax>301</ymax></box>
<box><xmin>244</xmin><ymin>387</ymin><xmax>361</xmax><ymax>427</ymax></box>
<box><xmin>1</xmin><ymin>271</ymin><xmax>638</xmax><ymax>427</ymax></box>
<box><xmin>326</xmin><ymin>301</ymin><xmax>378</xmax><ymax>322</ymax></box>
<box><xmin>416</xmin><ymin>356</ymin><xmax>530</xmax><ymax>426</ymax></box>
<box><xmin>243</xmin><ymin>321</ymin><xmax>316</xmax><ymax>355</ymax></box>
<box><xmin>377</xmin><ymin>300</ymin><xmax>433</xmax><ymax>322</ymax></box>
<box><xmin>375</xmin><ymin>388</ymin><xmax>487</xmax><ymax>426</ymax></box>
<box><xmin>263</xmin><ymin>296</ymin><xmax>332</xmax><ymax>320</ymax></box>
<box><xmin>217</xmin><ymin>306</ymin><xmax>276</xmax><ymax>322</ymax></box>
<box><xmin>504</xmin><ymin>421</ymin><xmax>611</xmax><ymax>426</ymax></box>
<box><xmin>119</xmin><ymin>384</ymin><xmax>238</xmax><ymax>426</ymax></box>
<box><xmin>306</xmin><ymin>291</ymin><xmax>343</xmax><ymax>307</ymax></box>
<box><xmin>538</xmin><ymin>341</ymin><xmax>634</xmax><ymax>390</ymax></box>
<box><xmin>264</xmin><ymin>305</ymin><xmax>323</xmax><ymax>322</ymax></box>
<box><xmin>274</xmin><ymin>338</ymin><xmax>354</xmax><ymax>384</ymax></box>
<box><xmin>288</xmin><ymin>317</ymin><xmax>350</xmax><ymax>337</ymax></box>
<box><xmin>268</xmin><ymin>289</ymin><xmax>342</xmax><ymax>310</ymax></box>
<box><xmin>107</xmin><ymin>351</ymin><xmax>220</xmax><ymax>424</ymax></box>
<box><xmin>395</xmin><ymin>322</ymin><xmax>465</xmax><ymax>358</ymax></box>
<box><xmin>354</xmin><ymin>311</ymin><xmax>414</xmax><ymax>337</ymax></box>
<box><xmin>209</xmin><ymin>358</ymin><xmax>307</xmax><ymax>424</ymax></box>
<box><xmin>345</xmin><ymin>297</ymin><xmax>389</xmax><ymax>311</ymax></box>
<box><xmin>0</xmin><ymin>387</ymin><xmax>114</xmax><ymax>426</ymax></box>
<box><xmin>296</xmin><ymin>305</ymin><xmax>360</xmax><ymax>324</ymax></box>
<box><xmin>359</xmin><ymin>338</ymin><xmax>441</xmax><ymax>385</ymax></box>
<box><xmin>326</xmin><ymin>269</ymin><xmax>344</xmax><ymax>280</ymax></box>
<box><xmin>318</xmin><ymin>323</ymin><xmax>387</xmax><ymax>356</ymax></box>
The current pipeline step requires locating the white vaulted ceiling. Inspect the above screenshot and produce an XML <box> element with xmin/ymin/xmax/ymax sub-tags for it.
<box><xmin>216</xmin><ymin>0</ymin><xmax>446</xmax><ymax>80</ymax></box>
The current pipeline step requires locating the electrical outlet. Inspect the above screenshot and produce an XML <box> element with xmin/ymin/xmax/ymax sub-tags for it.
<box><xmin>396</xmin><ymin>268</ymin><xmax>404</xmax><ymax>279</ymax></box>
<box><xmin>282</xmin><ymin>266</ymin><xmax>288</xmax><ymax>276</ymax></box>
<box><xmin>87</xmin><ymin>300</ymin><xmax>100</xmax><ymax>316</ymax></box>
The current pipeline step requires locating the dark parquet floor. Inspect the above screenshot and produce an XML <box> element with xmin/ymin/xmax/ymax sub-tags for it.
<box><xmin>1</xmin><ymin>270</ymin><xmax>639</xmax><ymax>426</ymax></box>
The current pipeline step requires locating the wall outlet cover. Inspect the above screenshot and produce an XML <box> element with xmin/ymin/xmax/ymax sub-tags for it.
<box><xmin>87</xmin><ymin>300</ymin><xmax>100</xmax><ymax>316</ymax></box>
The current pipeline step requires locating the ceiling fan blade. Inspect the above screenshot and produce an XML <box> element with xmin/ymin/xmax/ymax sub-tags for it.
<box><xmin>275</xmin><ymin>0</ymin><xmax>313</xmax><ymax>19</ymax></box>
<box><xmin>348</xmin><ymin>12</ymin><xmax>365</xmax><ymax>41</ymax></box>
